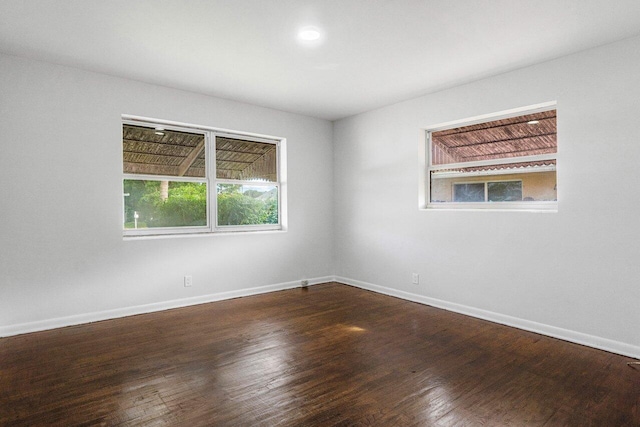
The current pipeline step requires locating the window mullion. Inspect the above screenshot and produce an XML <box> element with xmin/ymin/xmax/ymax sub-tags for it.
<box><xmin>206</xmin><ymin>131</ymin><xmax>214</xmax><ymax>232</ymax></box>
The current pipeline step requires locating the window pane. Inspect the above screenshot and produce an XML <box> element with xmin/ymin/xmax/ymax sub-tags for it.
<box><xmin>453</xmin><ymin>183</ymin><xmax>485</xmax><ymax>202</ymax></box>
<box><xmin>216</xmin><ymin>137</ymin><xmax>277</xmax><ymax>182</ymax></box>
<box><xmin>123</xmin><ymin>180</ymin><xmax>207</xmax><ymax>229</ymax></box>
<box><xmin>217</xmin><ymin>184</ymin><xmax>278</xmax><ymax>226</ymax></box>
<box><xmin>487</xmin><ymin>181</ymin><xmax>522</xmax><ymax>201</ymax></box>
<box><xmin>123</xmin><ymin>125</ymin><xmax>206</xmax><ymax>178</ymax></box>
<box><xmin>431</xmin><ymin>110</ymin><xmax>557</xmax><ymax>166</ymax></box>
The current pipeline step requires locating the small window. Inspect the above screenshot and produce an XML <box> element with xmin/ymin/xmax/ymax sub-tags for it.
<box><xmin>427</xmin><ymin>108</ymin><xmax>557</xmax><ymax>210</ymax></box>
<box><xmin>123</xmin><ymin>121</ymin><xmax>283</xmax><ymax>236</ymax></box>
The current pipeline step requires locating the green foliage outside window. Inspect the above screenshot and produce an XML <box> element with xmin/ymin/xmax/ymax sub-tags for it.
<box><xmin>124</xmin><ymin>181</ymin><xmax>278</xmax><ymax>229</ymax></box>
<box><xmin>217</xmin><ymin>184</ymin><xmax>278</xmax><ymax>226</ymax></box>
<box><xmin>124</xmin><ymin>180</ymin><xmax>207</xmax><ymax>228</ymax></box>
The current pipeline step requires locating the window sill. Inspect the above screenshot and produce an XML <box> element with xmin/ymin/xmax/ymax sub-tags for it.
<box><xmin>123</xmin><ymin>228</ymin><xmax>286</xmax><ymax>241</ymax></box>
<box><xmin>422</xmin><ymin>201</ymin><xmax>557</xmax><ymax>212</ymax></box>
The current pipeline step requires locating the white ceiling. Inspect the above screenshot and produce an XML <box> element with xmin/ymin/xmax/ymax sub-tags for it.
<box><xmin>2</xmin><ymin>1</ymin><xmax>640</xmax><ymax>121</ymax></box>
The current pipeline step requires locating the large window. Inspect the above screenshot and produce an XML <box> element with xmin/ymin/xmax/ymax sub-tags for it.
<box><xmin>123</xmin><ymin>120</ymin><xmax>283</xmax><ymax>236</ymax></box>
<box><xmin>426</xmin><ymin>107</ymin><xmax>557</xmax><ymax>210</ymax></box>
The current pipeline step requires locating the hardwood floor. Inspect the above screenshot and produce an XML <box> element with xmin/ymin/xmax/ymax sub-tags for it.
<box><xmin>1</xmin><ymin>282</ymin><xmax>638</xmax><ymax>426</ymax></box>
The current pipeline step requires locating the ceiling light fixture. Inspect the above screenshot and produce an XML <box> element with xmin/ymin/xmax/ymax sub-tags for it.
<box><xmin>527</xmin><ymin>120</ymin><xmax>539</xmax><ymax>125</ymax></box>
<box><xmin>298</xmin><ymin>27</ymin><xmax>321</xmax><ymax>42</ymax></box>
<box><xmin>155</xmin><ymin>126</ymin><xmax>165</xmax><ymax>136</ymax></box>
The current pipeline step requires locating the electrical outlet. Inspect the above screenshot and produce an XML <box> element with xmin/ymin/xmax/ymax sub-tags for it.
<box><xmin>301</xmin><ymin>279</ymin><xmax>309</xmax><ymax>287</ymax></box>
<box><xmin>184</xmin><ymin>275</ymin><xmax>192</xmax><ymax>287</ymax></box>
<box><xmin>412</xmin><ymin>273</ymin><xmax>419</xmax><ymax>285</ymax></box>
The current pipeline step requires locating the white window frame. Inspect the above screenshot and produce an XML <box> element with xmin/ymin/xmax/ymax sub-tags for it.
<box><xmin>421</xmin><ymin>102</ymin><xmax>558</xmax><ymax>212</ymax></box>
<box><xmin>212</xmin><ymin>132</ymin><xmax>282</xmax><ymax>233</ymax></box>
<box><xmin>122</xmin><ymin>116</ymin><xmax>285</xmax><ymax>237</ymax></box>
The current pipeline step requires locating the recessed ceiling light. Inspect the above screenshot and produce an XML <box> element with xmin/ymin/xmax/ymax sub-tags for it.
<box><xmin>298</xmin><ymin>27</ymin><xmax>321</xmax><ymax>41</ymax></box>
<box><xmin>527</xmin><ymin>120</ymin><xmax>539</xmax><ymax>125</ymax></box>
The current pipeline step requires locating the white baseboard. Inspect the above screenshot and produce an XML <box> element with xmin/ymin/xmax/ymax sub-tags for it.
<box><xmin>4</xmin><ymin>275</ymin><xmax>638</xmax><ymax>360</ymax></box>
<box><xmin>334</xmin><ymin>276</ymin><xmax>640</xmax><ymax>360</ymax></box>
<box><xmin>0</xmin><ymin>276</ymin><xmax>333</xmax><ymax>338</ymax></box>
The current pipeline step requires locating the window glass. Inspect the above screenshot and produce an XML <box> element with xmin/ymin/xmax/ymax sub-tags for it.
<box><xmin>430</xmin><ymin>111</ymin><xmax>556</xmax><ymax>166</ymax></box>
<box><xmin>123</xmin><ymin>125</ymin><xmax>206</xmax><ymax>178</ymax></box>
<box><xmin>217</xmin><ymin>184</ymin><xmax>278</xmax><ymax>226</ymax></box>
<box><xmin>487</xmin><ymin>181</ymin><xmax>522</xmax><ymax>202</ymax></box>
<box><xmin>216</xmin><ymin>137</ymin><xmax>277</xmax><ymax>182</ymax></box>
<box><xmin>124</xmin><ymin>180</ymin><xmax>207</xmax><ymax>229</ymax></box>
<box><xmin>453</xmin><ymin>183</ymin><xmax>485</xmax><ymax>202</ymax></box>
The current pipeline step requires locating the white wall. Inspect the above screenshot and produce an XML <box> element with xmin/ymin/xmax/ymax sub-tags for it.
<box><xmin>0</xmin><ymin>54</ymin><xmax>334</xmax><ymax>333</ymax></box>
<box><xmin>2</xmin><ymin>35</ymin><xmax>639</xmax><ymax>358</ymax></box>
<box><xmin>333</xmin><ymin>35</ymin><xmax>640</xmax><ymax>357</ymax></box>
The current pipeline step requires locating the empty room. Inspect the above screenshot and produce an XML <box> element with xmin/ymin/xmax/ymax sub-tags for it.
<box><xmin>1</xmin><ymin>1</ymin><xmax>639</xmax><ymax>425</ymax></box>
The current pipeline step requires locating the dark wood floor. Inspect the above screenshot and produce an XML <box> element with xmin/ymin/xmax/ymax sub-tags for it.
<box><xmin>1</xmin><ymin>283</ymin><xmax>638</xmax><ymax>426</ymax></box>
